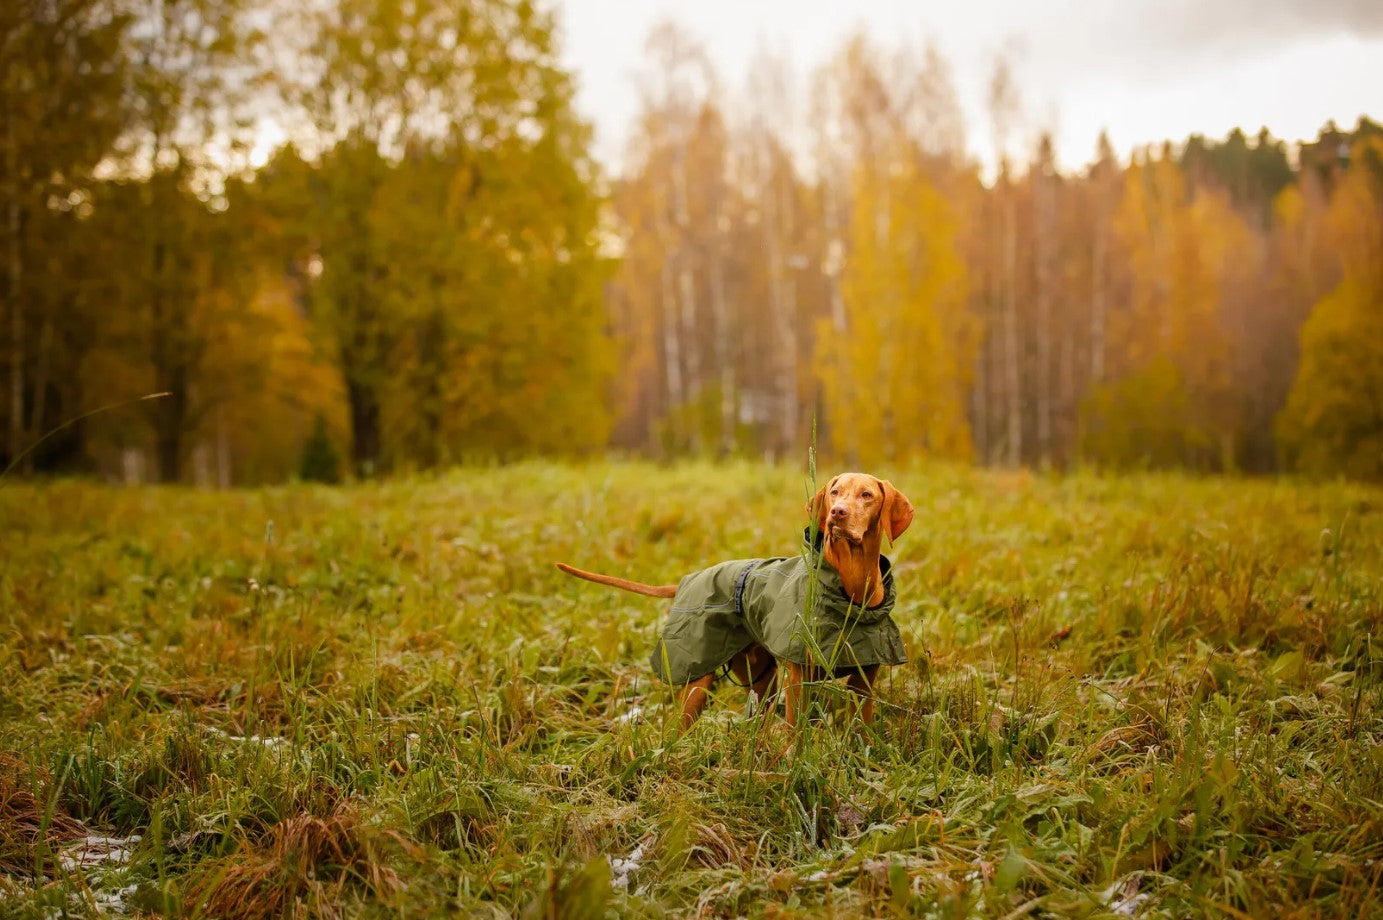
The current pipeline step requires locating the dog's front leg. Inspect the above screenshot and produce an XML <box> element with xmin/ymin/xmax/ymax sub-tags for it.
<box><xmin>845</xmin><ymin>664</ymin><xmax>880</xmax><ymax>725</ymax></box>
<box><xmin>677</xmin><ymin>673</ymin><xmax>715</xmax><ymax>733</ymax></box>
<box><xmin>782</xmin><ymin>662</ymin><xmax>805</xmax><ymax>728</ymax></box>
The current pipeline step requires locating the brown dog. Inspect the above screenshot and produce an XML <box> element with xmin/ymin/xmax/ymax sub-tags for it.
<box><xmin>558</xmin><ymin>473</ymin><xmax>914</xmax><ymax>732</ymax></box>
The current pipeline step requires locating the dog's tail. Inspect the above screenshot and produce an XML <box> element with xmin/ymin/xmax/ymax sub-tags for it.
<box><xmin>555</xmin><ymin>562</ymin><xmax>678</xmax><ymax>598</ymax></box>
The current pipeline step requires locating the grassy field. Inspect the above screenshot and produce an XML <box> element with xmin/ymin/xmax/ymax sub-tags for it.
<box><xmin>1</xmin><ymin>462</ymin><xmax>1381</xmax><ymax>918</ymax></box>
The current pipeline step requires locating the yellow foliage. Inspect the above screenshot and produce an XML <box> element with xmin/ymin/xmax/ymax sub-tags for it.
<box><xmin>1090</xmin><ymin>152</ymin><xmax>1256</xmax><ymax>469</ymax></box>
<box><xmin>211</xmin><ymin>275</ymin><xmax>348</xmax><ymax>484</ymax></box>
<box><xmin>818</xmin><ymin>151</ymin><xmax>977</xmax><ymax>465</ymax></box>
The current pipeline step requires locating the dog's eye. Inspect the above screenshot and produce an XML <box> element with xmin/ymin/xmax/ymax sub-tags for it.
<box><xmin>861</xmin><ymin>492</ymin><xmax>872</xmax><ymax>500</ymax></box>
<box><xmin>830</xmin><ymin>489</ymin><xmax>838</xmax><ymax>496</ymax></box>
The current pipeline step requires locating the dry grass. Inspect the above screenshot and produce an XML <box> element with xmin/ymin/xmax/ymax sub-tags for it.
<box><xmin>185</xmin><ymin>807</ymin><xmax>408</xmax><ymax>920</ymax></box>
<box><xmin>0</xmin><ymin>754</ymin><xmax>90</xmax><ymax>877</ymax></box>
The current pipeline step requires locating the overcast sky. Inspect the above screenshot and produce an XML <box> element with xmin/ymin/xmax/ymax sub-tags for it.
<box><xmin>556</xmin><ymin>0</ymin><xmax>1383</xmax><ymax>174</ymax></box>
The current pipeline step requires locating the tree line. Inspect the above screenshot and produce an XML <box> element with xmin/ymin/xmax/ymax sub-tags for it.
<box><xmin>2</xmin><ymin>4</ymin><xmax>1381</xmax><ymax>483</ymax></box>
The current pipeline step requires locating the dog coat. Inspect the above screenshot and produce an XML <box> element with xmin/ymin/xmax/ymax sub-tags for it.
<box><xmin>649</xmin><ymin>529</ymin><xmax>906</xmax><ymax>685</ymax></box>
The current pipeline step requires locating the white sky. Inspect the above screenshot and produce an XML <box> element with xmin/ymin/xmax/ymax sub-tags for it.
<box><xmin>556</xmin><ymin>0</ymin><xmax>1383</xmax><ymax>175</ymax></box>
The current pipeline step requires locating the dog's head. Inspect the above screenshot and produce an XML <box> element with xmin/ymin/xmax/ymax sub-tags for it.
<box><xmin>807</xmin><ymin>473</ymin><xmax>914</xmax><ymax>547</ymax></box>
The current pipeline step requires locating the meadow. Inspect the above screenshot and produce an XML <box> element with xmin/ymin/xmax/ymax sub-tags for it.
<box><xmin>1</xmin><ymin>462</ymin><xmax>1381</xmax><ymax>918</ymax></box>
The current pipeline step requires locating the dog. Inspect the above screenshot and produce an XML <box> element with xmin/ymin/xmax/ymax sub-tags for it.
<box><xmin>557</xmin><ymin>473</ymin><xmax>914</xmax><ymax>732</ymax></box>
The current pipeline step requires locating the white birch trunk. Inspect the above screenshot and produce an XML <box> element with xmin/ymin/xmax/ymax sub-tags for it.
<box><xmin>1002</xmin><ymin>186</ymin><xmax>1022</xmax><ymax>467</ymax></box>
<box><xmin>710</xmin><ymin>232</ymin><xmax>733</xmax><ymax>456</ymax></box>
<box><xmin>659</xmin><ymin>255</ymin><xmax>683</xmax><ymax>427</ymax></box>
<box><xmin>1035</xmin><ymin>171</ymin><xmax>1054</xmax><ymax>468</ymax></box>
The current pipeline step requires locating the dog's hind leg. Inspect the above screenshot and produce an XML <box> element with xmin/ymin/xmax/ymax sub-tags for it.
<box><xmin>749</xmin><ymin>651</ymin><xmax>778</xmax><ymax>703</ymax></box>
<box><xmin>727</xmin><ymin>644</ymin><xmax>779</xmax><ymax>717</ymax></box>
<box><xmin>845</xmin><ymin>664</ymin><xmax>880</xmax><ymax>725</ymax></box>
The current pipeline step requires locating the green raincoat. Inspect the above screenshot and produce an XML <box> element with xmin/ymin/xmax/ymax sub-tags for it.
<box><xmin>649</xmin><ymin>529</ymin><xmax>905</xmax><ymax>685</ymax></box>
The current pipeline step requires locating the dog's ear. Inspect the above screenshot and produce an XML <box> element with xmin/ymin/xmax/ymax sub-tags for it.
<box><xmin>806</xmin><ymin>478</ymin><xmax>834</xmax><ymax>534</ymax></box>
<box><xmin>877</xmin><ymin>479</ymin><xmax>914</xmax><ymax>542</ymax></box>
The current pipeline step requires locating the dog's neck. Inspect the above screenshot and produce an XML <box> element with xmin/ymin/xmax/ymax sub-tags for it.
<box><xmin>822</xmin><ymin>526</ymin><xmax>886</xmax><ymax>608</ymax></box>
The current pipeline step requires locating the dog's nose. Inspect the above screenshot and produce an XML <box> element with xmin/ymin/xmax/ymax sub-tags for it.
<box><xmin>830</xmin><ymin>503</ymin><xmax>847</xmax><ymax>518</ymax></box>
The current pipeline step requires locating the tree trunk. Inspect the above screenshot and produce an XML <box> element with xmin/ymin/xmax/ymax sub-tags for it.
<box><xmin>771</xmin><ymin>219</ymin><xmax>799</xmax><ymax>457</ymax></box>
<box><xmin>988</xmin><ymin>301</ymin><xmax>1004</xmax><ymax>465</ymax></box>
<box><xmin>1002</xmin><ymin>185</ymin><xmax>1022</xmax><ymax>467</ymax></box>
<box><xmin>658</xmin><ymin>251</ymin><xmax>683</xmax><ymax>450</ymax></box>
<box><xmin>154</xmin><ymin>368</ymin><xmax>187</xmax><ymax>482</ymax></box>
<box><xmin>972</xmin><ymin>341</ymin><xmax>988</xmax><ymax>463</ymax></box>
<box><xmin>676</xmin><ymin>260</ymin><xmax>699</xmax><ymax>451</ymax></box>
<box><xmin>1058</xmin><ymin>321</ymin><xmax>1075</xmax><ymax>468</ymax></box>
<box><xmin>345</xmin><ymin>374</ymin><xmax>381</xmax><ymax>477</ymax></box>
<box><xmin>1090</xmin><ymin>213</ymin><xmax>1107</xmax><ymax>385</ymax></box>
<box><xmin>6</xmin><ymin>132</ymin><xmax>23</xmax><ymax>469</ymax></box>
<box><xmin>216</xmin><ymin>406</ymin><xmax>231</xmax><ymax>488</ymax></box>
<box><xmin>758</xmin><ymin>142</ymin><xmax>798</xmax><ymax>460</ymax></box>
<box><xmin>671</xmin><ymin>145</ymin><xmax>702</xmax><ymax>452</ymax></box>
<box><xmin>971</xmin><ymin>224</ymin><xmax>990</xmax><ymax>464</ymax></box>
<box><xmin>1035</xmin><ymin>173</ymin><xmax>1054</xmax><ymax>468</ymax></box>
<box><xmin>710</xmin><ymin>240</ymin><xmax>734</xmax><ymax>457</ymax></box>
<box><xmin>777</xmin><ymin>267</ymin><xmax>799</xmax><ymax>454</ymax></box>
<box><xmin>31</xmin><ymin>310</ymin><xmax>52</xmax><ymax>460</ymax></box>
<box><xmin>414</xmin><ymin>311</ymin><xmax>443</xmax><ymax>467</ymax></box>
<box><xmin>821</xmin><ymin>173</ymin><xmax>855</xmax><ymax>465</ymax></box>
<box><xmin>148</xmin><ymin>228</ymin><xmax>185</xmax><ymax>483</ymax></box>
<box><xmin>973</xmin><ymin>196</ymin><xmax>995</xmax><ymax>464</ymax></box>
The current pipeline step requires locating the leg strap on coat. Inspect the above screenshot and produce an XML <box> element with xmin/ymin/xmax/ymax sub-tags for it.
<box><xmin>722</xmin><ymin>561</ymin><xmax>772</xmax><ymax>687</ymax></box>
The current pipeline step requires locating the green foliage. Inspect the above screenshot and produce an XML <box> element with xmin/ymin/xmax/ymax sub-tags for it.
<box><xmin>298</xmin><ymin>415</ymin><xmax>342</xmax><ymax>483</ymax></box>
<box><xmin>1276</xmin><ymin>273</ymin><xmax>1383</xmax><ymax>479</ymax></box>
<box><xmin>1277</xmin><ymin>137</ymin><xmax>1383</xmax><ymax>481</ymax></box>
<box><xmin>1080</xmin><ymin>356</ymin><xmax>1199</xmax><ymax>469</ymax></box>
<box><xmin>1</xmin><ymin>0</ymin><xmax>132</xmax><ymax>472</ymax></box>
<box><xmin>1</xmin><ymin>463</ymin><xmax>1381</xmax><ymax>916</ymax></box>
<box><xmin>1</xmin><ymin>0</ymin><xmax>610</xmax><ymax>483</ymax></box>
<box><xmin>1180</xmin><ymin>127</ymin><xmax>1295</xmax><ymax>225</ymax></box>
<box><xmin>259</xmin><ymin>0</ymin><xmax>613</xmax><ymax>473</ymax></box>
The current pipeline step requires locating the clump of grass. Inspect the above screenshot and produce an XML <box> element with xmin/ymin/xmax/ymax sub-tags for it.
<box><xmin>185</xmin><ymin>806</ymin><xmax>406</xmax><ymax>920</ymax></box>
<box><xmin>0</xmin><ymin>755</ymin><xmax>89</xmax><ymax>877</ymax></box>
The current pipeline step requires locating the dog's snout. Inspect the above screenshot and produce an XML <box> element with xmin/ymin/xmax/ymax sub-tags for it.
<box><xmin>830</xmin><ymin>503</ymin><xmax>848</xmax><ymax>518</ymax></box>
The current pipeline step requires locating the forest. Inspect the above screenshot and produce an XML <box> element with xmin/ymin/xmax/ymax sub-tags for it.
<box><xmin>2</xmin><ymin>0</ymin><xmax>1382</xmax><ymax>484</ymax></box>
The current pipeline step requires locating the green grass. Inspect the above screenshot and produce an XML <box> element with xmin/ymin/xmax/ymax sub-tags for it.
<box><xmin>1</xmin><ymin>461</ymin><xmax>1381</xmax><ymax>918</ymax></box>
